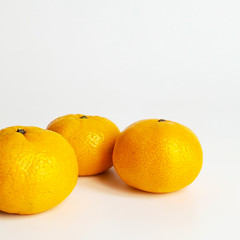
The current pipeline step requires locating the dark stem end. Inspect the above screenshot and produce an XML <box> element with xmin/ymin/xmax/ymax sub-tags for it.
<box><xmin>158</xmin><ymin>119</ymin><xmax>166</xmax><ymax>122</ymax></box>
<box><xmin>80</xmin><ymin>115</ymin><xmax>88</xmax><ymax>119</ymax></box>
<box><xmin>17</xmin><ymin>128</ymin><xmax>26</xmax><ymax>134</ymax></box>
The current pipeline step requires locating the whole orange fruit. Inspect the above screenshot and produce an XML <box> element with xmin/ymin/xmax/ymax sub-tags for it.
<box><xmin>113</xmin><ymin>119</ymin><xmax>203</xmax><ymax>193</ymax></box>
<box><xmin>47</xmin><ymin>114</ymin><xmax>120</xmax><ymax>176</ymax></box>
<box><xmin>0</xmin><ymin>126</ymin><xmax>78</xmax><ymax>214</ymax></box>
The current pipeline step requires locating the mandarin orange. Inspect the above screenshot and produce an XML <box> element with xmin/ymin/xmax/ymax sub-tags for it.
<box><xmin>113</xmin><ymin>119</ymin><xmax>203</xmax><ymax>193</ymax></box>
<box><xmin>47</xmin><ymin>114</ymin><xmax>120</xmax><ymax>176</ymax></box>
<box><xmin>0</xmin><ymin>126</ymin><xmax>78</xmax><ymax>214</ymax></box>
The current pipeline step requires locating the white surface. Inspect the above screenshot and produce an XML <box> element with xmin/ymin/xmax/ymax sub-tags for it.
<box><xmin>0</xmin><ymin>1</ymin><xmax>240</xmax><ymax>239</ymax></box>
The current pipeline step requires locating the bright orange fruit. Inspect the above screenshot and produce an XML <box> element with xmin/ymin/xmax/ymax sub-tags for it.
<box><xmin>0</xmin><ymin>126</ymin><xmax>78</xmax><ymax>214</ymax></box>
<box><xmin>47</xmin><ymin>114</ymin><xmax>120</xmax><ymax>176</ymax></box>
<box><xmin>113</xmin><ymin>119</ymin><xmax>203</xmax><ymax>193</ymax></box>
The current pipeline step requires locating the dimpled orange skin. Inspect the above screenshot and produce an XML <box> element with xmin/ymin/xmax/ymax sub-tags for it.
<box><xmin>113</xmin><ymin>119</ymin><xmax>203</xmax><ymax>193</ymax></box>
<box><xmin>47</xmin><ymin>114</ymin><xmax>120</xmax><ymax>176</ymax></box>
<box><xmin>0</xmin><ymin>126</ymin><xmax>78</xmax><ymax>214</ymax></box>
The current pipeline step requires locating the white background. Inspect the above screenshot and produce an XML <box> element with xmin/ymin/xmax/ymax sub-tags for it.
<box><xmin>0</xmin><ymin>1</ymin><xmax>240</xmax><ymax>239</ymax></box>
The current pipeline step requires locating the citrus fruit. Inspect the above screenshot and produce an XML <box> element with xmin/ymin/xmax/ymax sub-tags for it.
<box><xmin>113</xmin><ymin>119</ymin><xmax>203</xmax><ymax>193</ymax></box>
<box><xmin>47</xmin><ymin>114</ymin><xmax>120</xmax><ymax>176</ymax></box>
<box><xmin>0</xmin><ymin>126</ymin><xmax>78</xmax><ymax>214</ymax></box>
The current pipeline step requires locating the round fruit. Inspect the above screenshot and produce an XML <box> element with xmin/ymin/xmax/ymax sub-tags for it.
<box><xmin>113</xmin><ymin>119</ymin><xmax>203</xmax><ymax>193</ymax></box>
<box><xmin>47</xmin><ymin>114</ymin><xmax>120</xmax><ymax>176</ymax></box>
<box><xmin>0</xmin><ymin>126</ymin><xmax>78</xmax><ymax>214</ymax></box>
